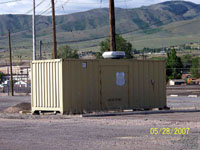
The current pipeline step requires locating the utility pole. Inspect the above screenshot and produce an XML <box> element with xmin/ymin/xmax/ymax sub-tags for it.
<box><xmin>26</xmin><ymin>68</ymin><xmax>29</xmax><ymax>94</ymax></box>
<box><xmin>39</xmin><ymin>40</ymin><xmax>42</xmax><ymax>60</ymax></box>
<box><xmin>143</xmin><ymin>48</ymin><xmax>145</xmax><ymax>60</ymax></box>
<box><xmin>32</xmin><ymin>0</ymin><xmax>36</xmax><ymax>60</ymax></box>
<box><xmin>8</xmin><ymin>30</ymin><xmax>14</xmax><ymax>96</ymax></box>
<box><xmin>109</xmin><ymin>0</ymin><xmax>116</xmax><ymax>51</ymax></box>
<box><xmin>51</xmin><ymin>0</ymin><xmax>57</xmax><ymax>59</ymax></box>
<box><xmin>162</xmin><ymin>40</ymin><xmax>164</xmax><ymax>52</ymax></box>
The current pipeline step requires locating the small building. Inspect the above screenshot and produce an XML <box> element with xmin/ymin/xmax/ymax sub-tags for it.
<box><xmin>181</xmin><ymin>74</ymin><xmax>192</xmax><ymax>80</ymax></box>
<box><xmin>169</xmin><ymin>79</ymin><xmax>186</xmax><ymax>86</ymax></box>
<box><xmin>0</xmin><ymin>66</ymin><xmax>30</xmax><ymax>75</ymax></box>
<box><xmin>192</xmin><ymin>78</ymin><xmax>200</xmax><ymax>85</ymax></box>
<box><xmin>3</xmin><ymin>80</ymin><xmax>10</xmax><ymax>85</ymax></box>
<box><xmin>31</xmin><ymin>59</ymin><xmax>167</xmax><ymax>114</ymax></box>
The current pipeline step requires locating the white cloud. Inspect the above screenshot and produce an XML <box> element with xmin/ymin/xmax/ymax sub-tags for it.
<box><xmin>0</xmin><ymin>0</ymin><xmax>199</xmax><ymax>15</ymax></box>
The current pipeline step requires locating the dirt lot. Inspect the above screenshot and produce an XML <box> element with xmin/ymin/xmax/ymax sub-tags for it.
<box><xmin>0</xmin><ymin>96</ymin><xmax>30</xmax><ymax>112</ymax></box>
<box><xmin>0</xmin><ymin>96</ymin><xmax>200</xmax><ymax>150</ymax></box>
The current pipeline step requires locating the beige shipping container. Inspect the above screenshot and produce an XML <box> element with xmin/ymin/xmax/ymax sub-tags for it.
<box><xmin>31</xmin><ymin>59</ymin><xmax>166</xmax><ymax>114</ymax></box>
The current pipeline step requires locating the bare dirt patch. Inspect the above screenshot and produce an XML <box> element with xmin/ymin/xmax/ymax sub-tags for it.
<box><xmin>3</xmin><ymin>102</ymin><xmax>31</xmax><ymax>113</ymax></box>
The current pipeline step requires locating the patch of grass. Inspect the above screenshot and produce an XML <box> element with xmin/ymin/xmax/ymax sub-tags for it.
<box><xmin>143</xmin><ymin>28</ymin><xmax>161</xmax><ymax>34</ymax></box>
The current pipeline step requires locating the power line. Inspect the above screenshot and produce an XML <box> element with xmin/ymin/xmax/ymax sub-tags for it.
<box><xmin>59</xmin><ymin>0</ymin><xmax>67</xmax><ymax>14</ymax></box>
<box><xmin>56</xmin><ymin>0</ymin><xmax>71</xmax><ymax>12</ymax></box>
<box><xmin>0</xmin><ymin>2</ymin><xmax>55</xmax><ymax>37</ymax></box>
<box><xmin>0</xmin><ymin>0</ymin><xmax>23</xmax><ymax>5</ymax></box>
<box><xmin>24</xmin><ymin>0</ymin><xmax>47</xmax><ymax>14</ymax></box>
<box><xmin>0</xmin><ymin>1</ymin><xmax>51</xmax><ymax>37</ymax></box>
<box><xmin>39</xmin><ymin>0</ymin><xmax>71</xmax><ymax>15</ymax></box>
<box><xmin>100</xmin><ymin>0</ymin><xmax>103</xmax><ymax>8</ymax></box>
<box><xmin>37</xmin><ymin>6</ymin><xmax>52</xmax><ymax>16</ymax></box>
<box><xmin>51</xmin><ymin>1</ymin><xmax>200</xmax><ymax>41</ymax></box>
<box><xmin>3</xmin><ymin>16</ymin><xmax>200</xmax><ymax>48</ymax></box>
<box><xmin>52</xmin><ymin>0</ymin><xmax>139</xmax><ymax>5</ymax></box>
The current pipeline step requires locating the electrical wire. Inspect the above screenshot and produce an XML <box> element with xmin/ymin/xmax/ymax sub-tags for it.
<box><xmin>0</xmin><ymin>0</ymin><xmax>23</xmax><ymax>5</ymax></box>
<box><xmin>52</xmin><ymin>1</ymin><xmax>200</xmax><ymax>44</ymax></box>
<box><xmin>24</xmin><ymin>0</ymin><xmax>47</xmax><ymax>14</ymax></box>
<box><xmin>0</xmin><ymin>0</ymin><xmax>51</xmax><ymax>37</ymax></box>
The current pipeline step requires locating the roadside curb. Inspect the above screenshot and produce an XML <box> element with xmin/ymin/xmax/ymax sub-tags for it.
<box><xmin>82</xmin><ymin>109</ymin><xmax>200</xmax><ymax>117</ymax></box>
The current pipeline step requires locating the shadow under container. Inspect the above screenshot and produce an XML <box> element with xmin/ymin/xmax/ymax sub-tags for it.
<box><xmin>31</xmin><ymin>59</ymin><xmax>166</xmax><ymax>114</ymax></box>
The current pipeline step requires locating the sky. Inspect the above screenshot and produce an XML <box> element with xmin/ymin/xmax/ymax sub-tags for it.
<box><xmin>0</xmin><ymin>0</ymin><xmax>200</xmax><ymax>15</ymax></box>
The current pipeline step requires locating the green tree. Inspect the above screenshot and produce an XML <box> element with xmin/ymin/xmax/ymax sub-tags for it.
<box><xmin>181</xmin><ymin>54</ymin><xmax>192</xmax><ymax>70</ymax></box>
<box><xmin>190</xmin><ymin>57</ymin><xmax>200</xmax><ymax>78</ymax></box>
<box><xmin>166</xmin><ymin>49</ymin><xmax>183</xmax><ymax>81</ymax></box>
<box><xmin>99</xmin><ymin>34</ymin><xmax>133</xmax><ymax>59</ymax></box>
<box><xmin>57</xmin><ymin>45</ymin><xmax>79</xmax><ymax>59</ymax></box>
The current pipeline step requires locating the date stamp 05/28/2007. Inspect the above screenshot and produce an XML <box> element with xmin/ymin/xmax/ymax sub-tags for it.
<box><xmin>150</xmin><ymin>128</ymin><xmax>190</xmax><ymax>135</ymax></box>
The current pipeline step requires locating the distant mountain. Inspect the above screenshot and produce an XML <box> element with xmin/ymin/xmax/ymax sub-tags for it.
<box><xmin>0</xmin><ymin>1</ymin><xmax>200</xmax><ymax>53</ymax></box>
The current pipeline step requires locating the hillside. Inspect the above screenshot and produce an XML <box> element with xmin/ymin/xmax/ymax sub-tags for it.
<box><xmin>0</xmin><ymin>1</ymin><xmax>200</xmax><ymax>58</ymax></box>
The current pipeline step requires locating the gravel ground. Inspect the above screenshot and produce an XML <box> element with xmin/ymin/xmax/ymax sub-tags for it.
<box><xmin>168</xmin><ymin>96</ymin><xmax>200</xmax><ymax>109</ymax></box>
<box><xmin>0</xmin><ymin>113</ymin><xmax>200</xmax><ymax>150</ymax></box>
<box><xmin>0</xmin><ymin>96</ymin><xmax>200</xmax><ymax>150</ymax></box>
<box><xmin>167</xmin><ymin>85</ymin><xmax>200</xmax><ymax>96</ymax></box>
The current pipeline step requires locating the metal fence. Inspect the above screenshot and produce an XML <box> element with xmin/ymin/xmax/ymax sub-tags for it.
<box><xmin>0</xmin><ymin>69</ymin><xmax>31</xmax><ymax>96</ymax></box>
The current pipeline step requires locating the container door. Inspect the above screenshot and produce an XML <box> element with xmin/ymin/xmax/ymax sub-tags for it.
<box><xmin>101</xmin><ymin>66</ymin><xmax>129</xmax><ymax>110</ymax></box>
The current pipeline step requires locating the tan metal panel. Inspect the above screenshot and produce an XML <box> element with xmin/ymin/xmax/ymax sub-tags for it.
<box><xmin>148</xmin><ymin>61</ymin><xmax>155</xmax><ymax>108</ymax></box>
<box><xmin>62</xmin><ymin>60</ymin><xmax>100</xmax><ymax>114</ymax></box>
<box><xmin>159</xmin><ymin>61</ymin><xmax>166</xmax><ymax>107</ymax></box>
<box><xmin>44</xmin><ymin>63</ymin><xmax>48</xmax><ymax>107</ymax></box>
<box><xmin>53</xmin><ymin>62</ymin><xmax>56</xmax><ymax>108</ymax></box>
<box><xmin>47</xmin><ymin>62</ymin><xmax>51</xmax><ymax>107</ymax></box>
<box><xmin>153</xmin><ymin>62</ymin><xmax>159</xmax><ymax>107</ymax></box>
<box><xmin>59</xmin><ymin>60</ymin><xmax>64</xmax><ymax>113</ymax></box>
<box><xmin>55</xmin><ymin>62</ymin><xmax>59</xmax><ymax>108</ymax></box>
<box><xmin>37</xmin><ymin>63</ymin><xmax>40</xmax><ymax>107</ymax></box>
<box><xmin>42</xmin><ymin>63</ymin><xmax>45</xmax><ymax>107</ymax></box>
<box><xmin>130</xmin><ymin>61</ymin><xmax>140</xmax><ymax>108</ymax></box>
<box><xmin>31</xmin><ymin>59</ymin><xmax>63</xmax><ymax>113</ymax></box>
<box><xmin>143</xmin><ymin>61</ymin><xmax>149</xmax><ymax>108</ymax></box>
<box><xmin>31</xmin><ymin>63</ymin><xmax>34</xmax><ymax>108</ymax></box>
<box><xmin>163</xmin><ymin>62</ymin><xmax>167</xmax><ymax>107</ymax></box>
<box><xmin>101</xmin><ymin>65</ymin><xmax>129</xmax><ymax>110</ymax></box>
<box><xmin>138</xmin><ymin>61</ymin><xmax>144</xmax><ymax>108</ymax></box>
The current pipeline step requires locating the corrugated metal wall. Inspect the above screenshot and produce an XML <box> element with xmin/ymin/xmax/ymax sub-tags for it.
<box><xmin>62</xmin><ymin>60</ymin><xmax>100</xmax><ymax>114</ymax></box>
<box><xmin>99</xmin><ymin>60</ymin><xmax>130</xmax><ymax>110</ymax></box>
<box><xmin>31</xmin><ymin>59</ymin><xmax>166</xmax><ymax>114</ymax></box>
<box><xmin>130</xmin><ymin>60</ymin><xmax>166</xmax><ymax>109</ymax></box>
<box><xmin>31</xmin><ymin>59</ymin><xmax>63</xmax><ymax>113</ymax></box>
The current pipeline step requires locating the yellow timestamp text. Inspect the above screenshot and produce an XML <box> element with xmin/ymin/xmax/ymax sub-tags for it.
<box><xmin>150</xmin><ymin>128</ymin><xmax>190</xmax><ymax>135</ymax></box>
